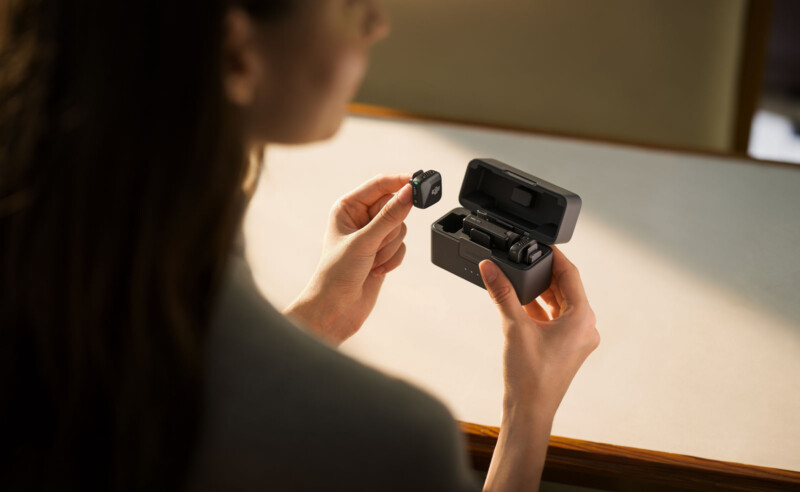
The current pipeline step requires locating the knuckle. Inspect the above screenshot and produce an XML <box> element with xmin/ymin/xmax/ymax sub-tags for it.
<box><xmin>565</xmin><ymin>304</ymin><xmax>595</xmax><ymax>327</ymax></box>
<box><xmin>385</xmin><ymin>240</ymin><xmax>401</xmax><ymax>259</ymax></box>
<box><xmin>585</xmin><ymin>327</ymin><xmax>601</xmax><ymax>352</ymax></box>
<box><xmin>387</xmin><ymin>244</ymin><xmax>407</xmax><ymax>270</ymax></box>
<box><xmin>586</xmin><ymin>308</ymin><xmax>596</xmax><ymax>327</ymax></box>
<box><xmin>347</xmin><ymin>234</ymin><xmax>373</xmax><ymax>257</ymax></box>
<box><xmin>332</xmin><ymin>197</ymin><xmax>352</xmax><ymax>218</ymax></box>
<box><xmin>372</xmin><ymin>173</ymin><xmax>388</xmax><ymax>186</ymax></box>
<box><xmin>379</xmin><ymin>203</ymin><xmax>400</xmax><ymax>224</ymax></box>
<box><xmin>583</xmin><ymin>310</ymin><xmax>600</xmax><ymax>350</ymax></box>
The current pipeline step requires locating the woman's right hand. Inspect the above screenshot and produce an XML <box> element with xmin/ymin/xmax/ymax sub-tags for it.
<box><xmin>478</xmin><ymin>246</ymin><xmax>599</xmax><ymax>420</ymax></box>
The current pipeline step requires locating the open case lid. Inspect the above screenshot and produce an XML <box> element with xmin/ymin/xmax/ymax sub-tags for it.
<box><xmin>458</xmin><ymin>158</ymin><xmax>582</xmax><ymax>244</ymax></box>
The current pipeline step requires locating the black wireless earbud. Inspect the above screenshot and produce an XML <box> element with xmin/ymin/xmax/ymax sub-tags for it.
<box><xmin>460</xmin><ymin>210</ymin><xmax>543</xmax><ymax>265</ymax></box>
<box><xmin>509</xmin><ymin>236</ymin><xmax>541</xmax><ymax>265</ymax></box>
<box><xmin>462</xmin><ymin>212</ymin><xmax>520</xmax><ymax>249</ymax></box>
<box><xmin>410</xmin><ymin>170</ymin><xmax>442</xmax><ymax>209</ymax></box>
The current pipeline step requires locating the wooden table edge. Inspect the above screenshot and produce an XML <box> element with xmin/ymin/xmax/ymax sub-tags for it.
<box><xmin>347</xmin><ymin>103</ymin><xmax>800</xmax><ymax>171</ymax></box>
<box><xmin>459</xmin><ymin>421</ymin><xmax>800</xmax><ymax>491</ymax></box>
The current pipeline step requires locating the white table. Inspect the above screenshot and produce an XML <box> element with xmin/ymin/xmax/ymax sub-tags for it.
<box><xmin>243</xmin><ymin>114</ymin><xmax>800</xmax><ymax>473</ymax></box>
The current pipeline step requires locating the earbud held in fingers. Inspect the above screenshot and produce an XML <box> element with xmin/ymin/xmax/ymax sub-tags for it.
<box><xmin>409</xmin><ymin>169</ymin><xmax>442</xmax><ymax>209</ymax></box>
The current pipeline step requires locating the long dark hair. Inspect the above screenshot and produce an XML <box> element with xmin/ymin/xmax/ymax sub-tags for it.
<box><xmin>0</xmin><ymin>1</ymin><xmax>289</xmax><ymax>489</ymax></box>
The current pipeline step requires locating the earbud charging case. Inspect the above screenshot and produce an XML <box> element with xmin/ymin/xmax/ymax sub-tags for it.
<box><xmin>431</xmin><ymin>158</ymin><xmax>582</xmax><ymax>304</ymax></box>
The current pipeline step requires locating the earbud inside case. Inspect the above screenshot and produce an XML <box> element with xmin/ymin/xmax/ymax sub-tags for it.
<box><xmin>431</xmin><ymin>158</ymin><xmax>581</xmax><ymax>304</ymax></box>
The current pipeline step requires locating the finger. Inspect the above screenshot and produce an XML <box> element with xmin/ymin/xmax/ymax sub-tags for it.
<box><xmin>522</xmin><ymin>299</ymin><xmax>550</xmax><ymax>322</ymax></box>
<box><xmin>344</xmin><ymin>173</ymin><xmax>413</xmax><ymax>209</ymax></box>
<box><xmin>368</xmin><ymin>194</ymin><xmax>394</xmax><ymax>221</ymax></box>
<box><xmin>478</xmin><ymin>260</ymin><xmax>526</xmax><ymax>324</ymax></box>
<box><xmin>550</xmin><ymin>246</ymin><xmax>589</xmax><ymax>313</ymax></box>
<box><xmin>548</xmin><ymin>278</ymin><xmax>565</xmax><ymax>308</ymax></box>
<box><xmin>355</xmin><ymin>183</ymin><xmax>413</xmax><ymax>250</ymax></box>
<box><xmin>539</xmin><ymin>288</ymin><xmax>561</xmax><ymax>317</ymax></box>
<box><xmin>378</xmin><ymin>222</ymin><xmax>404</xmax><ymax>250</ymax></box>
<box><xmin>373</xmin><ymin>242</ymin><xmax>406</xmax><ymax>275</ymax></box>
<box><xmin>546</xmin><ymin>248</ymin><xmax>566</xmax><ymax>307</ymax></box>
<box><xmin>374</xmin><ymin>223</ymin><xmax>407</xmax><ymax>266</ymax></box>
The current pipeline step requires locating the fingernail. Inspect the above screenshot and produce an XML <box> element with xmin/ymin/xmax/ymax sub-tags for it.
<box><xmin>480</xmin><ymin>260</ymin><xmax>497</xmax><ymax>282</ymax></box>
<box><xmin>397</xmin><ymin>184</ymin><xmax>412</xmax><ymax>204</ymax></box>
<box><xmin>373</xmin><ymin>265</ymin><xmax>386</xmax><ymax>275</ymax></box>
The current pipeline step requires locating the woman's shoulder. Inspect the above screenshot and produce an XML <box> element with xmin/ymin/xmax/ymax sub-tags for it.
<box><xmin>204</xmin><ymin>253</ymin><xmax>435</xmax><ymax>407</ymax></box>
<box><xmin>188</xmin><ymin>254</ymin><xmax>481</xmax><ymax>491</ymax></box>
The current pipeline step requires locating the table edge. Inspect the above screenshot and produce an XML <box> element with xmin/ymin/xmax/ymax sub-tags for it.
<box><xmin>460</xmin><ymin>421</ymin><xmax>800</xmax><ymax>491</ymax></box>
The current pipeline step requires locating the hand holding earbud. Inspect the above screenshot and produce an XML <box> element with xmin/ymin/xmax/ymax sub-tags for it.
<box><xmin>283</xmin><ymin>173</ymin><xmax>414</xmax><ymax>345</ymax></box>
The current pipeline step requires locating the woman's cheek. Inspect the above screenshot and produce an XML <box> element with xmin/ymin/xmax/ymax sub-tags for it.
<box><xmin>314</xmin><ymin>45</ymin><xmax>368</xmax><ymax>137</ymax></box>
<box><xmin>317</xmin><ymin>40</ymin><xmax>367</xmax><ymax>105</ymax></box>
<box><xmin>341</xmin><ymin>45</ymin><xmax>368</xmax><ymax>100</ymax></box>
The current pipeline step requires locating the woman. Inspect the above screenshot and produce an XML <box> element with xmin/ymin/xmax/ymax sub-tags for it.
<box><xmin>0</xmin><ymin>0</ymin><xmax>599</xmax><ymax>490</ymax></box>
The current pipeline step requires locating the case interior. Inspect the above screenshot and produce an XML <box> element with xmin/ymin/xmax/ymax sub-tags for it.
<box><xmin>458</xmin><ymin>160</ymin><xmax>571</xmax><ymax>244</ymax></box>
<box><xmin>434</xmin><ymin>208</ymin><xmax>543</xmax><ymax>271</ymax></box>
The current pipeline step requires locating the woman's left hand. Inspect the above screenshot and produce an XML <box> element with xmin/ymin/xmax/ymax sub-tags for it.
<box><xmin>283</xmin><ymin>173</ymin><xmax>414</xmax><ymax>346</ymax></box>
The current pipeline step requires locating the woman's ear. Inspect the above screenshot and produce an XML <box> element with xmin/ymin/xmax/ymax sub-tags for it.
<box><xmin>221</xmin><ymin>8</ymin><xmax>265</xmax><ymax>107</ymax></box>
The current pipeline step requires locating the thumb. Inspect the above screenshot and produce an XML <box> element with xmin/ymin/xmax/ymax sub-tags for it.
<box><xmin>479</xmin><ymin>260</ymin><xmax>525</xmax><ymax>323</ymax></box>
<box><xmin>356</xmin><ymin>183</ymin><xmax>413</xmax><ymax>249</ymax></box>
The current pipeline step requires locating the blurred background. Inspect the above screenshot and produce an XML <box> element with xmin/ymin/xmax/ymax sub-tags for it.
<box><xmin>354</xmin><ymin>0</ymin><xmax>800</xmax><ymax>164</ymax></box>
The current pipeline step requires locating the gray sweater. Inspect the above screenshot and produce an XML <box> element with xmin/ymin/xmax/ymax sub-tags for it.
<box><xmin>187</xmin><ymin>249</ymin><xmax>483</xmax><ymax>491</ymax></box>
